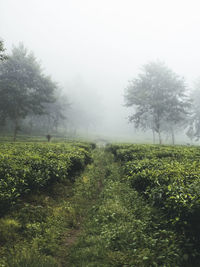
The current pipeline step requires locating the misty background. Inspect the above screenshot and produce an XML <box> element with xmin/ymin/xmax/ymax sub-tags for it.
<box><xmin>1</xmin><ymin>0</ymin><xmax>200</xmax><ymax>143</ymax></box>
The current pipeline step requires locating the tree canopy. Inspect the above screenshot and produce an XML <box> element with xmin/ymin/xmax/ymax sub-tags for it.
<box><xmin>125</xmin><ymin>61</ymin><xmax>190</xmax><ymax>144</ymax></box>
<box><xmin>0</xmin><ymin>40</ymin><xmax>7</xmax><ymax>61</ymax></box>
<box><xmin>186</xmin><ymin>80</ymin><xmax>200</xmax><ymax>141</ymax></box>
<box><xmin>0</xmin><ymin>44</ymin><xmax>57</xmax><ymax>140</ymax></box>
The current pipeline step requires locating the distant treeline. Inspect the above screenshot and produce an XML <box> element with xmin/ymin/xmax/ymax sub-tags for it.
<box><xmin>1</xmin><ymin>40</ymin><xmax>200</xmax><ymax>143</ymax></box>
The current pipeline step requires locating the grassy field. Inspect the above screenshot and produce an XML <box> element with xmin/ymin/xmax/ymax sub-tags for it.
<box><xmin>0</xmin><ymin>142</ymin><xmax>200</xmax><ymax>266</ymax></box>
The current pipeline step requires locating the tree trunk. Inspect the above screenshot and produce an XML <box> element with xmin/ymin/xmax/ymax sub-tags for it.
<box><xmin>47</xmin><ymin>115</ymin><xmax>51</xmax><ymax>133</ymax></box>
<box><xmin>152</xmin><ymin>129</ymin><xmax>155</xmax><ymax>144</ymax></box>
<box><xmin>158</xmin><ymin>130</ymin><xmax>162</xmax><ymax>145</ymax></box>
<box><xmin>13</xmin><ymin>117</ymin><xmax>19</xmax><ymax>142</ymax></box>
<box><xmin>29</xmin><ymin>118</ymin><xmax>33</xmax><ymax>135</ymax></box>
<box><xmin>171</xmin><ymin>127</ymin><xmax>175</xmax><ymax>145</ymax></box>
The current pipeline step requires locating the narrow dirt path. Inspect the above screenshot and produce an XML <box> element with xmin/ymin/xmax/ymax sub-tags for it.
<box><xmin>62</xmin><ymin>148</ymin><xmax>123</xmax><ymax>267</ymax></box>
<box><xmin>59</xmin><ymin>148</ymin><xmax>109</xmax><ymax>266</ymax></box>
<box><xmin>65</xmin><ymin>228</ymin><xmax>82</xmax><ymax>247</ymax></box>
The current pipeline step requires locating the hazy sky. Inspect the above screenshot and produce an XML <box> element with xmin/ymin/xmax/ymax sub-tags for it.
<box><xmin>1</xmin><ymin>0</ymin><xmax>200</xmax><ymax>137</ymax></box>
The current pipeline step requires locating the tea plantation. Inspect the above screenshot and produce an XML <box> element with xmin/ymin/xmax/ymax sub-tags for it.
<box><xmin>0</xmin><ymin>142</ymin><xmax>200</xmax><ymax>266</ymax></box>
<box><xmin>0</xmin><ymin>142</ymin><xmax>92</xmax><ymax>215</ymax></box>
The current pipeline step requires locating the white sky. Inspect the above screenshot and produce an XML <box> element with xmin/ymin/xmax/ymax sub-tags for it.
<box><xmin>1</xmin><ymin>0</ymin><xmax>200</xmax><ymax>136</ymax></box>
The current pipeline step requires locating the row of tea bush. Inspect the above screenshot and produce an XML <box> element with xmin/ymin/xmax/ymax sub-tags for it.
<box><xmin>107</xmin><ymin>144</ymin><xmax>200</xmax><ymax>264</ymax></box>
<box><xmin>0</xmin><ymin>142</ymin><xmax>94</xmax><ymax>215</ymax></box>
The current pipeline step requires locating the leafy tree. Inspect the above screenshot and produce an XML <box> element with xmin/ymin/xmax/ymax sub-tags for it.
<box><xmin>26</xmin><ymin>92</ymin><xmax>71</xmax><ymax>135</ymax></box>
<box><xmin>0</xmin><ymin>44</ymin><xmax>56</xmax><ymax>140</ymax></box>
<box><xmin>43</xmin><ymin>93</ymin><xmax>70</xmax><ymax>133</ymax></box>
<box><xmin>186</xmin><ymin>80</ymin><xmax>200</xmax><ymax>141</ymax></box>
<box><xmin>0</xmin><ymin>40</ymin><xmax>7</xmax><ymax>61</ymax></box>
<box><xmin>125</xmin><ymin>61</ymin><xmax>190</xmax><ymax>144</ymax></box>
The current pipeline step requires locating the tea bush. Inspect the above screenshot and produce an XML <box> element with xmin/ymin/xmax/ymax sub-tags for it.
<box><xmin>0</xmin><ymin>142</ymin><xmax>93</xmax><ymax>215</ymax></box>
<box><xmin>107</xmin><ymin>143</ymin><xmax>200</xmax><ymax>264</ymax></box>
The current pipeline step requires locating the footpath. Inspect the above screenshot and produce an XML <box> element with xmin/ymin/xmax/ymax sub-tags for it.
<box><xmin>63</xmin><ymin>148</ymin><xmax>149</xmax><ymax>266</ymax></box>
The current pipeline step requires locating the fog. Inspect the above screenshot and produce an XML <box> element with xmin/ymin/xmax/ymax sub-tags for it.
<box><xmin>1</xmin><ymin>0</ymin><xmax>200</xmax><ymax>142</ymax></box>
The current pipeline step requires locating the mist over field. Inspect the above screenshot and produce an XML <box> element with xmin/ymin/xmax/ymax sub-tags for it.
<box><xmin>1</xmin><ymin>0</ymin><xmax>200</xmax><ymax>143</ymax></box>
<box><xmin>2</xmin><ymin>2</ymin><xmax>200</xmax><ymax>265</ymax></box>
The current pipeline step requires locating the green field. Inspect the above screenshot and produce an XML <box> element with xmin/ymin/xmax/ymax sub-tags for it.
<box><xmin>0</xmin><ymin>142</ymin><xmax>200</xmax><ymax>266</ymax></box>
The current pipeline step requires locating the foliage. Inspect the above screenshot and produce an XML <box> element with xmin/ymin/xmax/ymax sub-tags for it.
<box><xmin>0</xmin><ymin>141</ymin><xmax>95</xmax><ymax>267</ymax></box>
<box><xmin>0</xmin><ymin>40</ymin><xmax>7</xmax><ymax>61</ymax></box>
<box><xmin>124</xmin><ymin>61</ymin><xmax>190</xmax><ymax>144</ymax></box>
<box><xmin>107</xmin><ymin>143</ymin><xmax>200</xmax><ymax>264</ymax></box>
<box><xmin>67</xmin><ymin>149</ymin><xmax>182</xmax><ymax>267</ymax></box>
<box><xmin>0</xmin><ymin>142</ymin><xmax>92</xmax><ymax>215</ymax></box>
<box><xmin>25</xmin><ymin>91</ymin><xmax>71</xmax><ymax>135</ymax></box>
<box><xmin>187</xmin><ymin>80</ymin><xmax>200</xmax><ymax>141</ymax></box>
<box><xmin>2</xmin><ymin>144</ymin><xmax>199</xmax><ymax>266</ymax></box>
<box><xmin>0</xmin><ymin>44</ymin><xmax>57</xmax><ymax>140</ymax></box>
<box><xmin>3</xmin><ymin>246</ymin><xmax>58</xmax><ymax>267</ymax></box>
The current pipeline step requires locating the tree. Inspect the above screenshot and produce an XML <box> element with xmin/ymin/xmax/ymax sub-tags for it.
<box><xmin>0</xmin><ymin>44</ymin><xmax>56</xmax><ymax>140</ymax></box>
<box><xmin>0</xmin><ymin>40</ymin><xmax>7</xmax><ymax>61</ymax></box>
<box><xmin>27</xmin><ymin>92</ymin><xmax>71</xmax><ymax>135</ymax></box>
<box><xmin>186</xmin><ymin>80</ymin><xmax>200</xmax><ymax>141</ymax></box>
<box><xmin>125</xmin><ymin>61</ymin><xmax>190</xmax><ymax>144</ymax></box>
